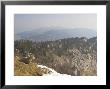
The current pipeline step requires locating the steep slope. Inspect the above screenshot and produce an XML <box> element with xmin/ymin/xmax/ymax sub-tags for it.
<box><xmin>14</xmin><ymin>56</ymin><xmax>72</xmax><ymax>76</ymax></box>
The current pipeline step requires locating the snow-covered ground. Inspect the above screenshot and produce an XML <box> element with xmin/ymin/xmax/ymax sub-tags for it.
<box><xmin>37</xmin><ymin>65</ymin><xmax>72</xmax><ymax>76</ymax></box>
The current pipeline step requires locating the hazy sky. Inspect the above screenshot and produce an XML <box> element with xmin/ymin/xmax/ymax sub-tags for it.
<box><xmin>14</xmin><ymin>14</ymin><xmax>97</xmax><ymax>34</ymax></box>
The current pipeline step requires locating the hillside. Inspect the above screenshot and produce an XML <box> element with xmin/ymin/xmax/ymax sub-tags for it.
<box><xmin>15</xmin><ymin>56</ymin><xmax>73</xmax><ymax>76</ymax></box>
<box><xmin>15</xmin><ymin>56</ymin><xmax>61</xmax><ymax>76</ymax></box>
<box><xmin>14</xmin><ymin>37</ymin><xmax>97</xmax><ymax>76</ymax></box>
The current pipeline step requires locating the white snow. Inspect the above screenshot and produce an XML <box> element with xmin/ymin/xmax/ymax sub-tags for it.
<box><xmin>37</xmin><ymin>65</ymin><xmax>72</xmax><ymax>76</ymax></box>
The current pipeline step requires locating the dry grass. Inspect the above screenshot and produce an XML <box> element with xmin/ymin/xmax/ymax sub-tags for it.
<box><xmin>14</xmin><ymin>58</ymin><xmax>43</xmax><ymax>76</ymax></box>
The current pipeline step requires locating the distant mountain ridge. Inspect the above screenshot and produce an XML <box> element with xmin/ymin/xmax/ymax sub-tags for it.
<box><xmin>15</xmin><ymin>27</ymin><xmax>96</xmax><ymax>41</ymax></box>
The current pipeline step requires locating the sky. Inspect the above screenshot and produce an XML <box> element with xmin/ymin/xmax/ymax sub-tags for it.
<box><xmin>14</xmin><ymin>14</ymin><xmax>97</xmax><ymax>34</ymax></box>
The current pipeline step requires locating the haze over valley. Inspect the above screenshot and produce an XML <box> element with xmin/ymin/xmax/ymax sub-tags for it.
<box><xmin>14</xmin><ymin>14</ymin><xmax>97</xmax><ymax>76</ymax></box>
<box><xmin>15</xmin><ymin>27</ymin><xmax>96</xmax><ymax>42</ymax></box>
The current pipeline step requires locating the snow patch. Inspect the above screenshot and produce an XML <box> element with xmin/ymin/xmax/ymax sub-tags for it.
<box><xmin>37</xmin><ymin>65</ymin><xmax>72</xmax><ymax>76</ymax></box>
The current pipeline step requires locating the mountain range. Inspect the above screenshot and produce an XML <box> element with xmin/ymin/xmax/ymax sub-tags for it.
<box><xmin>15</xmin><ymin>27</ymin><xmax>96</xmax><ymax>41</ymax></box>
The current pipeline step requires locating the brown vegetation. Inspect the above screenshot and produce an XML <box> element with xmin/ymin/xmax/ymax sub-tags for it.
<box><xmin>14</xmin><ymin>56</ymin><xmax>53</xmax><ymax>76</ymax></box>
